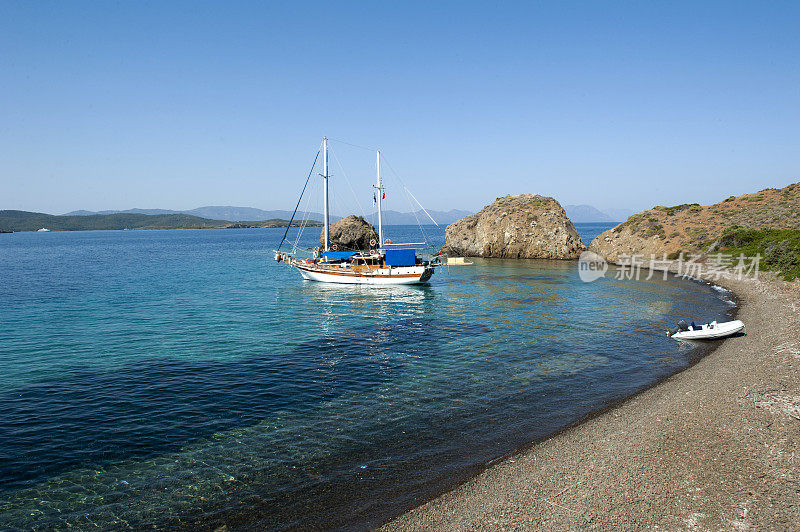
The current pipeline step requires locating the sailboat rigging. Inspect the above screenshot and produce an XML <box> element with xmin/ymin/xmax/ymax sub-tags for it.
<box><xmin>274</xmin><ymin>138</ymin><xmax>442</xmax><ymax>285</ymax></box>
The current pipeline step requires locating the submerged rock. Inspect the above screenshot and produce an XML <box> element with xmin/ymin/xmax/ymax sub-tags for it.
<box><xmin>321</xmin><ymin>215</ymin><xmax>379</xmax><ymax>251</ymax></box>
<box><xmin>442</xmin><ymin>194</ymin><xmax>585</xmax><ymax>259</ymax></box>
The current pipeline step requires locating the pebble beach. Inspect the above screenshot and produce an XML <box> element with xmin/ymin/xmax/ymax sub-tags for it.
<box><xmin>384</xmin><ymin>273</ymin><xmax>800</xmax><ymax>530</ymax></box>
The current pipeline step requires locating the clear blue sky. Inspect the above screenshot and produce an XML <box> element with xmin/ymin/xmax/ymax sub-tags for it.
<box><xmin>2</xmin><ymin>1</ymin><xmax>798</xmax><ymax>215</ymax></box>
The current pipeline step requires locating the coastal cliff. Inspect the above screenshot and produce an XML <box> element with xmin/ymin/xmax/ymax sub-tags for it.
<box><xmin>589</xmin><ymin>182</ymin><xmax>800</xmax><ymax>262</ymax></box>
<box><xmin>442</xmin><ymin>194</ymin><xmax>585</xmax><ymax>259</ymax></box>
<box><xmin>321</xmin><ymin>215</ymin><xmax>379</xmax><ymax>251</ymax></box>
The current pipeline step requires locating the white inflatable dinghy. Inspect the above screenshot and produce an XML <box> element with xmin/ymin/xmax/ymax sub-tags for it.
<box><xmin>669</xmin><ymin>319</ymin><xmax>744</xmax><ymax>340</ymax></box>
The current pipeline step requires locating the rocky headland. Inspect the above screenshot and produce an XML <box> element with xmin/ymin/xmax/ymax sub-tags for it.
<box><xmin>321</xmin><ymin>215</ymin><xmax>379</xmax><ymax>251</ymax></box>
<box><xmin>442</xmin><ymin>194</ymin><xmax>585</xmax><ymax>259</ymax></box>
<box><xmin>589</xmin><ymin>182</ymin><xmax>800</xmax><ymax>262</ymax></box>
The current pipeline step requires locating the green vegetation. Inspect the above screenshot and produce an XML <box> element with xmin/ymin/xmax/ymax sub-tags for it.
<box><xmin>718</xmin><ymin>226</ymin><xmax>800</xmax><ymax>280</ymax></box>
<box><xmin>642</xmin><ymin>222</ymin><xmax>665</xmax><ymax>238</ymax></box>
<box><xmin>614</xmin><ymin>212</ymin><xmax>644</xmax><ymax>232</ymax></box>
<box><xmin>654</xmin><ymin>203</ymin><xmax>701</xmax><ymax>216</ymax></box>
<box><xmin>0</xmin><ymin>210</ymin><xmax>317</xmax><ymax>232</ymax></box>
<box><xmin>685</xmin><ymin>227</ymin><xmax>709</xmax><ymax>242</ymax></box>
<box><xmin>227</xmin><ymin>219</ymin><xmax>322</xmax><ymax>229</ymax></box>
<box><xmin>613</xmin><ymin>211</ymin><xmax>666</xmax><ymax>238</ymax></box>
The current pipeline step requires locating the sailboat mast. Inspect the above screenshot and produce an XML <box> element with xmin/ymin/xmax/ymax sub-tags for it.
<box><xmin>322</xmin><ymin>137</ymin><xmax>330</xmax><ymax>252</ymax></box>
<box><xmin>376</xmin><ymin>150</ymin><xmax>384</xmax><ymax>249</ymax></box>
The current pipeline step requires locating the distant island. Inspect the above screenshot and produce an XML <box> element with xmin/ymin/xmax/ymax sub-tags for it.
<box><xmin>2</xmin><ymin>203</ymin><xmax>638</xmax><ymax>233</ymax></box>
<box><xmin>54</xmin><ymin>204</ymin><xmax>636</xmax><ymax>225</ymax></box>
<box><xmin>62</xmin><ymin>205</ymin><xmax>476</xmax><ymax>225</ymax></box>
<box><xmin>563</xmin><ymin>204</ymin><xmax>634</xmax><ymax>223</ymax></box>
<box><xmin>0</xmin><ymin>210</ymin><xmax>321</xmax><ymax>233</ymax></box>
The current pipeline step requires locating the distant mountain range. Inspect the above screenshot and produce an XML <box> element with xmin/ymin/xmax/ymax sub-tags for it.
<box><xmin>377</xmin><ymin>209</ymin><xmax>474</xmax><ymax>225</ymax></box>
<box><xmin>63</xmin><ymin>206</ymin><xmax>475</xmax><ymax>225</ymax></box>
<box><xmin>58</xmin><ymin>205</ymin><xmax>632</xmax><ymax>226</ymax></box>
<box><xmin>564</xmin><ymin>205</ymin><xmax>634</xmax><ymax>223</ymax></box>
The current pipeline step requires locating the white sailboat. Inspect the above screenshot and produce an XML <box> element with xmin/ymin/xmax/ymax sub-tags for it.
<box><xmin>274</xmin><ymin>138</ymin><xmax>441</xmax><ymax>285</ymax></box>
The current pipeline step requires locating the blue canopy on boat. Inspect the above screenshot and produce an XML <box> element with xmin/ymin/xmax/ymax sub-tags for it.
<box><xmin>321</xmin><ymin>251</ymin><xmax>356</xmax><ymax>259</ymax></box>
<box><xmin>384</xmin><ymin>249</ymin><xmax>416</xmax><ymax>266</ymax></box>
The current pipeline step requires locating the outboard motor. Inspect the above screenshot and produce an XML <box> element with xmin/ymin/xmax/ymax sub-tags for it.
<box><xmin>667</xmin><ymin>319</ymin><xmax>690</xmax><ymax>337</ymax></box>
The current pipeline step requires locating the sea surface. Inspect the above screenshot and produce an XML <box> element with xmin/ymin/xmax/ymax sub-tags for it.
<box><xmin>0</xmin><ymin>223</ymin><xmax>734</xmax><ymax>529</ymax></box>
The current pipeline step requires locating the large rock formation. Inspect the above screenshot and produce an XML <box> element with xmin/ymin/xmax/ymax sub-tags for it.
<box><xmin>589</xmin><ymin>182</ymin><xmax>800</xmax><ymax>262</ymax></box>
<box><xmin>442</xmin><ymin>194</ymin><xmax>586</xmax><ymax>259</ymax></box>
<box><xmin>321</xmin><ymin>215</ymin><xmax>379</xmax><ymax>251</ymax></box>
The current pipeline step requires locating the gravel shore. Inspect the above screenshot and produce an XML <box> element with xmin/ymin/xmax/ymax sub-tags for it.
<box><xmin>383</xmin><ymin>274</ymin><xmax>800</xmax><ymax>530</ymax></box>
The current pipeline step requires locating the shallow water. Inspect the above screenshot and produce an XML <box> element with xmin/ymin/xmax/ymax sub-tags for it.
<box><xmin>0</xmin><ymin>224</ymin><xmax>733</xmax><ymax>529</ymax></box>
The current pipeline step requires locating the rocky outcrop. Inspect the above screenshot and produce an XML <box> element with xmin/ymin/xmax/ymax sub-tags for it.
<box><xmin>321</xmin><ymin>215</ymin><xmax>379</xmax><ymax>251</ymax></box>
<box><xmin>589</xmin><ymin>182</ymin><xmax>800</xmax><ymax>262</ymax></box>
<box><xmin>442</xmin><ymin>194</ymin><xmax>586</xmax><ymax>259</ymax></box>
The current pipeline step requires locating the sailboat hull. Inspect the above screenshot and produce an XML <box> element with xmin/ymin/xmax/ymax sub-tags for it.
<box><xmin>294</xmin><ymin>263</ymin><xmax>433</xmax><ymax>285</ymax></box>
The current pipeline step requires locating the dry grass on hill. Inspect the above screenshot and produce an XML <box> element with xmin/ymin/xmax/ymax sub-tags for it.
<box><xmin>590</xmin><ymin>182</ymin><xmax>800</xmax><ymax>262</ymax></box>
<box><xmin>616</xmin><ymin>182</ymin><xmax>800</xmax><ymax>250</ymax></box>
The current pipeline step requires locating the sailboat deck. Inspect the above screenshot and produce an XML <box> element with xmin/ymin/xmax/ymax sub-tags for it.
<box><xmin>291</xmin><ymin>258</ymin><xmax>426</xmax><ymax>279</ymax></box>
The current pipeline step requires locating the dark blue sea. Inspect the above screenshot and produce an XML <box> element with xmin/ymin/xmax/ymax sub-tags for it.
<box><xmin>0</xmin><ymin>223</ymin><xmax>734</xmax><ymax>529</ymax></box>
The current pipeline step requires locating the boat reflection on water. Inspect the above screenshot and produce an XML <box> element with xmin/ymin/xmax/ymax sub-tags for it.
<box><xmin>296</xmin><ymin>279</ymin><xmax>438</xmax><ymax>334</ymax></box>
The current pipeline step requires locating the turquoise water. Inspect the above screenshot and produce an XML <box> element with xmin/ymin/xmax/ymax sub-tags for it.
<box><xmin>0</xmin><ymin>224</ymin><xmax>733</xmax><ymax>529</ymax></box>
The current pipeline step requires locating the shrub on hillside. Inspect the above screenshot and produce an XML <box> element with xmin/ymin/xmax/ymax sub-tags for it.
<box><xmin>719</xmin><ymin>226</ymin><xmax>800</xmax><ymax>280</ymax></box>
